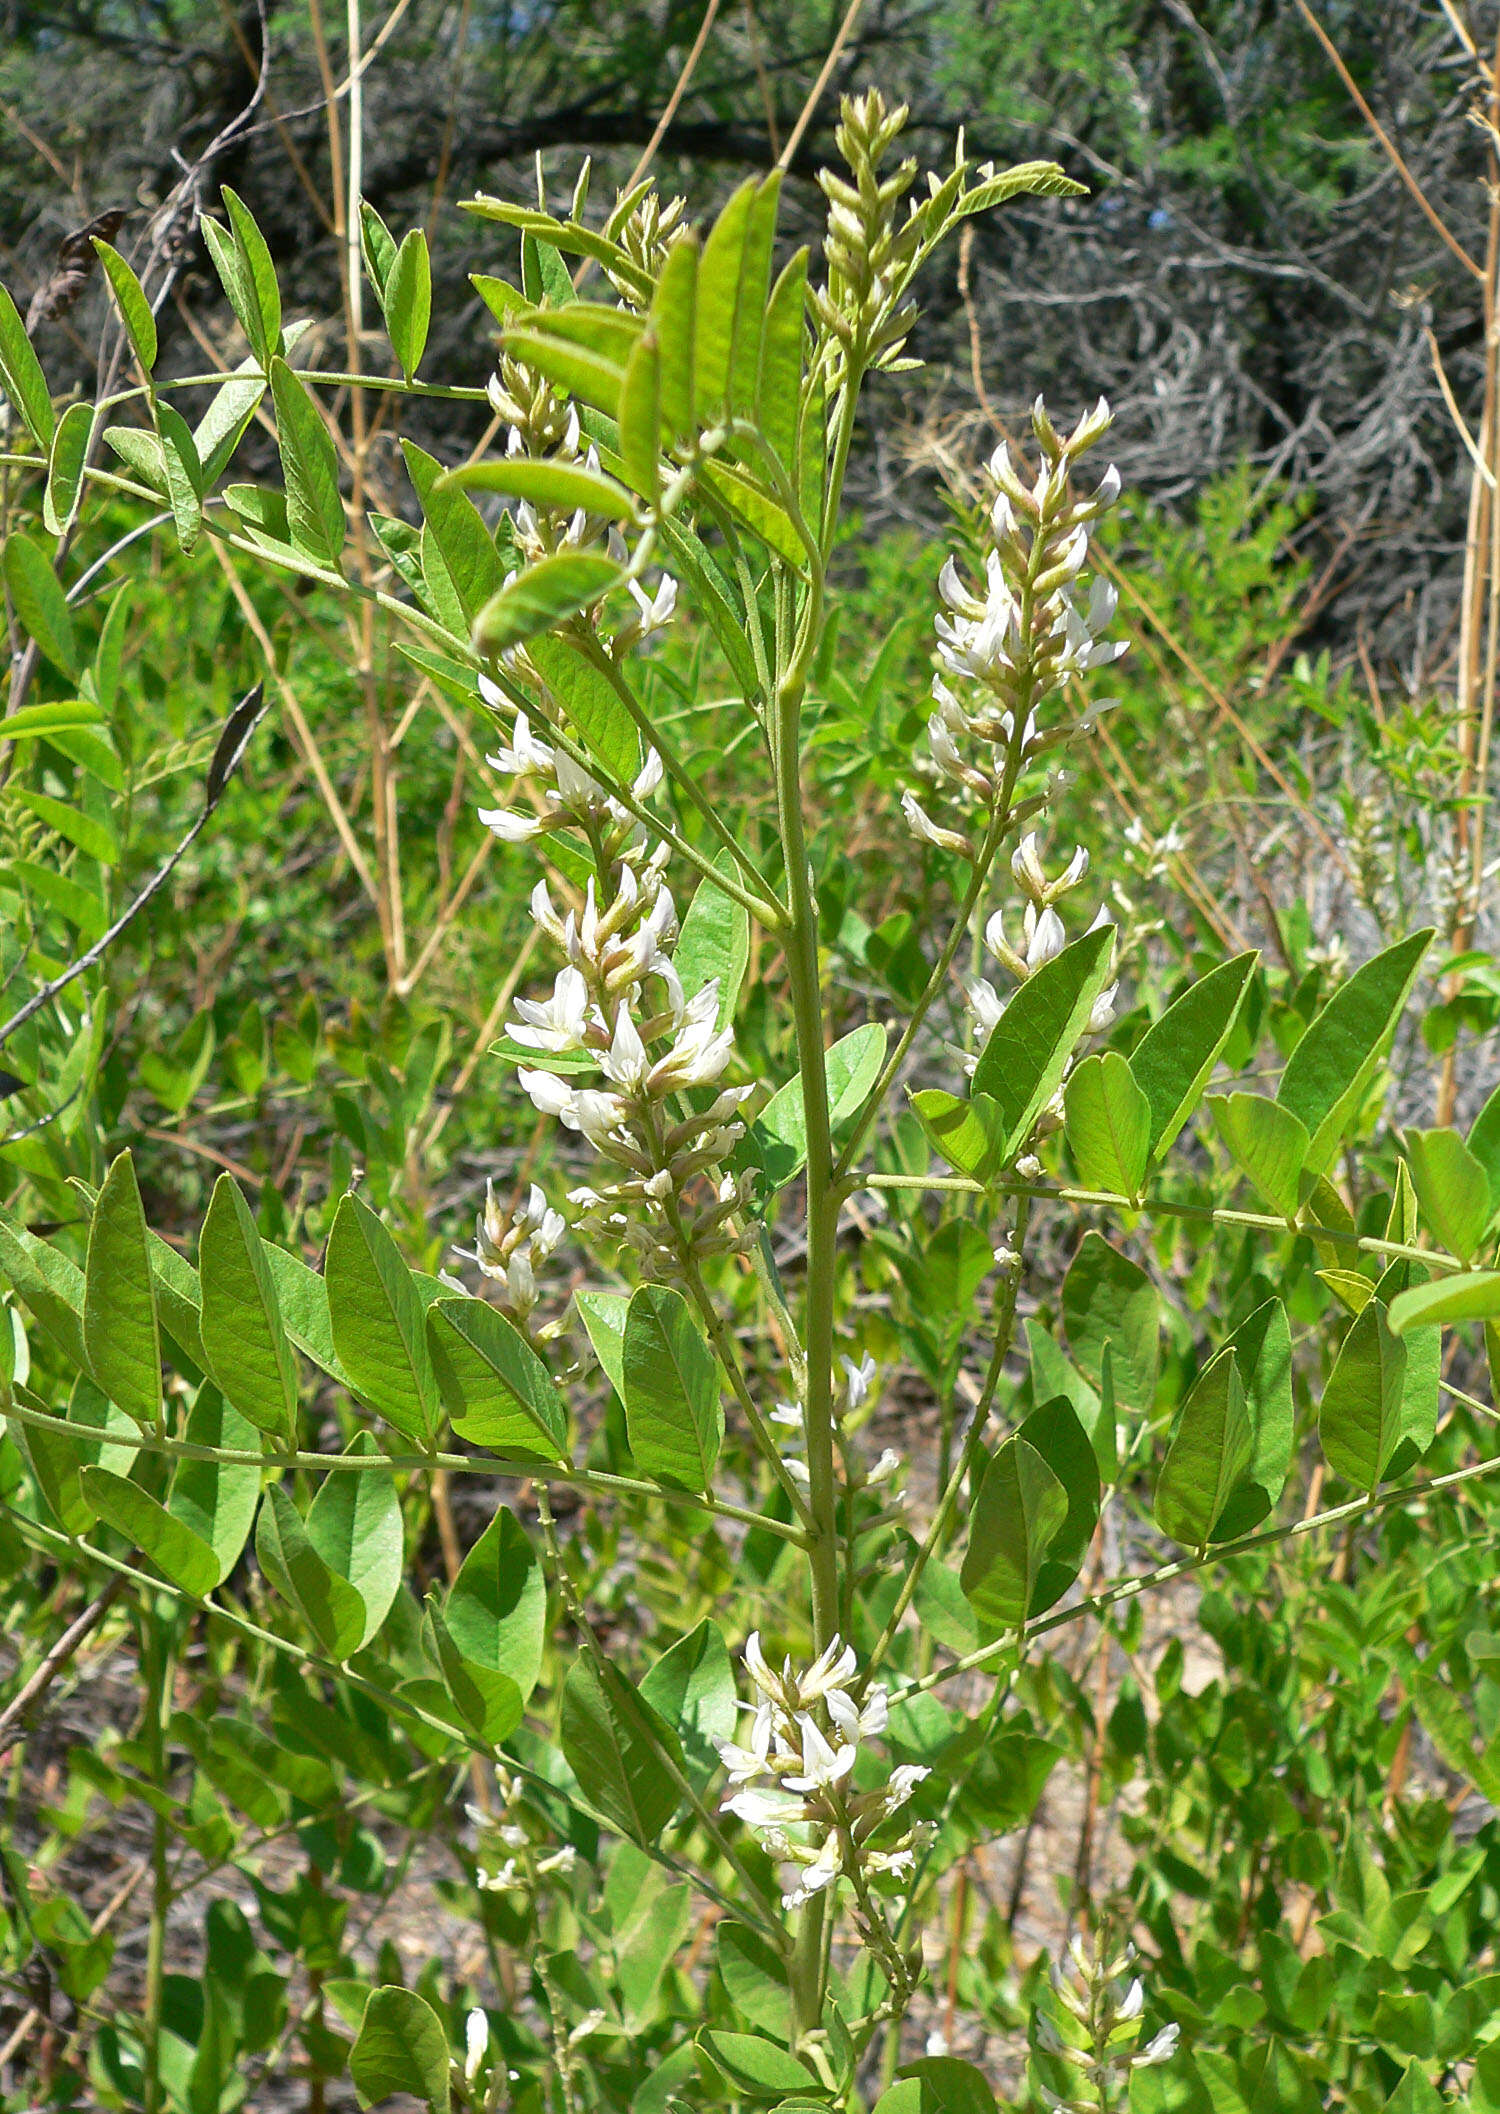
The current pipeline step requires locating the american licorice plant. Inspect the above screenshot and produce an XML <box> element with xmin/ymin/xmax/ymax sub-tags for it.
<box><xmin>2</xmin><ymin>85</ymin><xmax>1498</xmax><ymax>2114</ymax></box>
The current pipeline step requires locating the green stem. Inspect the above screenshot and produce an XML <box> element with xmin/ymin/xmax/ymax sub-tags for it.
<box><xmin>852</xmin><ymin>1174</ymin><xmax>1465</xmax><ymax>1273</ymax></box>
<box><xmin>861</xmin><ymin>1197</ymin><xmax>1032</xmax><ymax>1688</ymax></box>
<box><xmin>0</xmin><ymin>1397</ymin><xmax>806</xmax><ymax>1540</ymax></box>
<box><xmin>139</xmin><ymin>1607</ymin><xmax>175</xmax><ymax>2114</ymax></box>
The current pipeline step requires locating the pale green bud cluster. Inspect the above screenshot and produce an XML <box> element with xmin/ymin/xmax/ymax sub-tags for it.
<box><xmin>1034</xmin><ymin>1933</ymin><xmax>1180</xmax><ymax>2111</ymax></box>
<box><xmin>812</xmin><ymin>90</ymin><xmax>923</xmax><ymax>375</ymax></box>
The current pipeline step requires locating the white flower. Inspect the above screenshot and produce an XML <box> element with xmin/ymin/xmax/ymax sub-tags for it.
<box><xmin>901</xmin><ymin>791</ymin><xmax>970</xmax><ymax>856</ymax></box>
<box><xmin>1137</xmin><ymin>2025</ymin><xmax>1180</xmax><ymax>2067</ymax></box>
<box><xmin>464</xmin><ymin>2010</ymin><xmax>489</xmax><ymax>2085</ymax></box>
<box><xmin>841</xmin><ymin>1354</ymin><xmax>877</xmax><ymax>1413</ymax></box>
<box><xmin>510</xmin><ymin>963</ymin><xmax>592</xmax><ymax>1052</ymax></box>
<box><xmin>723</xmin><ymin>1784</ymin><xmax>807</xmax><ymax>1830</ymax></box>
<box><xmin>780</xmin><ymin>1835</ymin><xmax>842</xmax><ymax>1909</ymax></box>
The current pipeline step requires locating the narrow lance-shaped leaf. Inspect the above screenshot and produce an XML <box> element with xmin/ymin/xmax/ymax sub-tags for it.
<box><xmin>42</xmin><ymin>400</ymin><xmax>92</xmax><ymax>537</ymax></box>
<box><xmin>472</xmin><ymin>551</ymin><xmax>622</xmax><ymax>658</ymax></box>
<box><xmin>651</xmin><ymin>234</ymin><xmax>698</xmax><ymax>444</ymax></box>
<box><xmin>4</xmin><ymin>533</ymin><xmax>77</xmax><ymax>678</ymax></box>
<box><xmin>619</xmin><ymin>329</ymin><xmax>661</xmax><ymax>504</ymax></box>
<box><xmin>92</xmin><ymin>239</ymin><xmax>156</xmax><ymax>370</ymax></box>
<box><xmin>83</xmin><ymin>1152</ymin><xmax>160</xmax><ymax>1428</ymax></box>
<box><xmin>0</xmin><ymin>277</ymin><xmax>54</xmax><ymax>447</ymax></box>
<box><xmin>268</xmin><ymin>357</ymin><xmax>345</xmax><ymax>568</ymax></box>
<box><xmin>221</xmin><ymin>187</ymin><xmax>283</xmax><ymax>362</ymax></box>
<box><xmin>384</xmin><ymin>226</ymin><xmax>432</xmax><ymax>381</ymax></box>
<box><xmin>694</xmin><ymin>179</ymin><xmax>757</xmax><ymax>419</ymax></box>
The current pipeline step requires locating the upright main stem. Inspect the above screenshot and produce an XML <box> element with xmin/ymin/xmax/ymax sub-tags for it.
<box><xmin>776</xmin><ymin>620</ymin><xmax>841</xmax><ymax>2051</ymax></box>
<box><xmin>139</xmin><ymin>1609</ymin><xmax>174</xmax><ymax>2114</ymax></box>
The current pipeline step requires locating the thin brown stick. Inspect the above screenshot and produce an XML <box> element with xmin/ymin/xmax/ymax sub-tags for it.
<box><xmin>1295</xmin><ymin>0</ymin><xmax>1484</xmax><ymax>280</ymax></box>
<box><xmin>778</xmin><ymin>0</ymin><xmax>866</xmax><ymax>170</ymax></box>
<box><xmin>0</xmin><ymin>1579</ymin><xmax>126</xmax><ymax>1744</ymax></box>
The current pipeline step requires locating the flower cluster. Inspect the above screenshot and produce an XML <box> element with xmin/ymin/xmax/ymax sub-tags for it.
<box><xmin>813</xmin><ymin>91</ymin><xmax>922</xmax><ymax>376</ymax></box>
<box><xmin>452</xmin><ymin>1179</ymin><xmax>567</xmax><ymax>1345</ymax></box>
<box><xmin>716</xmin><ymin>1634</ymin><xmax>930</xmax><ymax>1914</ymax></box>
<box><xmin>487</xmin><ymin>764</ymin><xmax>754</xmax><ymax>1270</ymax></box>
<box><xmin>1033</xmin><ymin>1933</ymin><xmax>1180</xmax><ymax>2110</ymax></box>
<box><xmin>903</xmin><ymin>398</ymin><xmax>1124</xmax><ymax>863</ymax></box>
<box><xmin>964</xmin><ymin>831</ymin><xmax>1118</xmax><ymax>1065</ymax></box>
<box><xmin>466</xmin><ymin>1762</ymin><xmax>577</xmax><ymax>1898</ymax></box>
<box><xmin>772</xmin><ymin>1354</ymin><xmax>904</xmax><ymax>1503</ymax></box>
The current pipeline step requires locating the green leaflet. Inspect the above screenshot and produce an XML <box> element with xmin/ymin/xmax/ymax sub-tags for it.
<box><xmin>383</xmin><ymin>226</ymin><xmax>432</xmax><ymax>381</ymax></box>
<box><xmin>1018</xmin><ymin>1395</ymin><xmax>1100</xmax><ymax>1614</ymax></box>
<box><xmin>574</xmin><ymin>1288</ymin><xmax>629</xmax><ymax>1395</ymax></box>
<box><xmin>92</xmin><ymin>239</ymin><xmax>156</xmax><ymax>371</ymax></box>
<box><xmin>325</xmin><ymin>1194</ymin><xmax>437</xmax><ymax>1446</ymax></box>
<box><xmin>716</xmin><ymin>1920</ymin><xmax>791</xmax><ymax>2038</ymax></box>
<box><xmin>402</xmin><ymin>439</ymin><xmax>505</xmax><ymax>631</ymax></box>
<box><xmin>349</xmin><ymin>1986</ymin><xmax>451</xmax><ymax>2113</ymax></box>
<box><xmin>428</xmin><ymin>1296</ymin><xmax>568</xmax><ymax>1461</ymax></box>
<box><xmin>1319</xmin><ymin>1297</ymin><xmax>1431</xmax><ymax>1491</ymax></box>
<box><xmin>527</xmin><ymin>633</ymin><xmax>640</xmax><ymax>782</ymax></box>
<box><xmin>305</xmin><ymin>1434</ymin><xmax>403</xmax><ymax>1651</ymax></box>
<box><xmin>167</xmin><ymin>1387</ymin><xmax>262</xmax><ymax>1584</ymax></box>
<box><xmin>694</xmin><ymin>179</ymin><xmax>759</xmax><ymax>418</ymax></box>
<box><xmin>83</xmin><ymin>1152</ymin><xmax>161</xmax><ymax>1429</ymax></box>
<box><xmin>428</xmin><ymin>1598</ymin><xmax>525</xmax><ymax>1745</ymax></box>
<box><xmin>622</xmin><ymin>1284</ymin><xmax>723</xmax><ymax>1492</ymax></box>
<box><xmin>496</xmin><ymin>327</ymin><xmax>624</xmax><ymax>420</ymax></box>
<box><xmin>675</xmin><ymin>856</ymin><xmax>751</xmax><ymax>1031</ymax></box>
<box><xmin>82</xmin><ymin>1465</ymin><xmax>220</xmax><ymax>1596</ymax></box>
<box><xmin>256</xmin><ymin>1484</ymin><xmax>368</xmax><ymax>1661</ymax></box>
<box><xmin>909</xmin><ymin>1088</ymin><xmax>1005</xmax><ymax>1182</ymax></box>
<box><xmin>971</xmin><ymin>925</ymin><xmax>1116</xmax><ymax>1157</ymax></box>
<box><xmin>698</xmin><ymin>2029</ymin><xmax>822</xmax><ymax>2096</ymax></box>
<box><xmin>198</xmin><ymin>1174</ymin><xmax>299</xmax><ymax>1439</ymax></box>
<box><xmin>1063</xmin><ymin>1050</ymin><xmax>1151</xmax><ymax>1198</ymax></box>
<box><xmin>4</xmin><ymin>532</ymin><xmax>77</xmax><ymax>677</ymax></box>
<box><xmin>619</xmin><ymin>329</ymin><xmax>661</xmax><ymax>503</ymax></box>
<box><xmin>43</xmin><ymin>400</ymin><xmax>93</xmax><ymax>536</ymax></box>
<box><xmin>444</xmin><ymin>1505</ymin><xmax>545</xmax><ymax>1703</ymax></box>
<box><xmin>754</xmin><ymin>1022</ymin><xmax>888</xmax><ymax>1186</ymax></box>
<box><xmin>638</xmin><ymin>1618</ymin><xmax>737</xmax><ymax>1791</ymax></box>
<box><xmin>1209</xmin><ymin>1091</ymin><xmax>1309</xmax><ymax>1222</ymax></box>
<box><xmin>153</xmin><ymin>399</ymin><xmax>205</xmax><ymax>553</ymax></box>
<box><xmin>268</xmin><ymin>357</ymin><xmax>345</xmax><ymax>568</ymax></box>
<box><xmin>0</xmin><ymin>275</ymin><xmax>54</xmax><ymax>447</ymax></box>
<box><xmin>1128</xmin><ymin>950</ymin><xmax>1257</xmax><ymax>1161</ymax></box>
<box><xmin>1154</xmin><ymin>1347</ymin><xmax>1252</xmax><ymax>1547</ymax></box>
<box><xmin>1403</xmin><ymin>1127</ymin><xmax>1491</xmax><ymax>1264</ymax></box>
<box><xmin>444</xmin><ymin>456</ymin><xmax>635</xmax><ymax>521</ymax></box>
<box><xmin>960</xmin><ymin>1436</ymin><xmax>1067</xmax><ymax>1635</ymax></box>
<box><xmin>1389</xmin><ymin>1271</ymin><xmax>1500</xmax><ymax>1334</ymax></box>
<box><xmin>1213</xmin><ymin>1297</ymin><xmax>1295</xmax><ymax>1537</ymax></box>
<box><xmin>650</xmin><ymin>234</ymin><xmax>698</xmax><ymax>444</ymax></box>
<box><xmin>1061</xmin><ymin>1232</ymin><xmax>1159</xmax><ymax>1417</ymax></box>
<box><xmin>1277</xmin><ymin>929</ymin><xmax>1432</xmax><ymax>1173</ymax></box>
<box><xmin>560</xmin><ymin>1655</ymin><xmax>684</xmax><ymax>1842</ymax></box>
<box><xmin>472</xmin><ymin>551</ymin><xmax>622</xmax><ymax>657</ymax></box>
<box><xmin>757</xmin><ymin>248</ymin><xmax>808</xmax><ymax>472</ymax></box>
